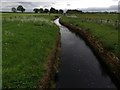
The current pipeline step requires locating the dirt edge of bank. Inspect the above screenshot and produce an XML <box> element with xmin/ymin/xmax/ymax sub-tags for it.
<box><xmin>59</xmin><ymin>19</ymin><xmax>120</xmax><ymax>88</ymax></box>
<box><xmin>38</xmin><ymin>31</ymin><xmax>60</xmax><ymax>89</ymax></box>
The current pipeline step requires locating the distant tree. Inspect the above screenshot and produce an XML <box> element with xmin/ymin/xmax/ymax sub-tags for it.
<box><xmin>55</xmin><ymin>9</ymin><xmax>58</xmax><ymax>13</ymax></box>
<box><xmin>79</xmin><ymin>10</ymin><xmax>83</xmax><ymax>13</ymax></box>
<box><xmin>50</xmin><ymin>7</ymin><xmax>56</xmax><ymax>13</ymax></box>
<box><xmin>104</xmin><ymin>11</ymin><xmax>109</xmax><ymax>14</ymax></box>
<box><xmin>66</xmin><ymin>9</ymin><xmax>83</xmax><ymax>14</ymax></box>
<box><xmin>110</xmin><ymin>12</ymin><xmax>117</xmax><ymax>14</ymax></box>
<box><xmin>33</xmin><ymin>8</ymin><xmax>39</xmax><ymax>13</ymax></box>
<box><xmin>58</xmin><ymin>9</ymin><xmax>63</xmax><ymax>14</ymax></box>
<box><xmin>11</xmin><ymin>7</ymin><xmax>17</xmax><ymax>13</ymax></box>
<box><xmin>39</xmin><ymin>8</ymin><xmax>43</xmax><ymax>13</ymax></box>
<box><xmin>17</xmin><ymin>5</ymin><xmax>25</xmax><ymax>13</ymax></box>
<box><xmin>44</xmin><ymin>8</ymin><xmax>49</xmax><ymax>13</ymax></box>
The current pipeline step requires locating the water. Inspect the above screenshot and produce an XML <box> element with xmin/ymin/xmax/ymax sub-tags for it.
<box><xmin>54</xmin><ymin>18</ymin><xmax>117</xmax><ymax>88</ymax></box>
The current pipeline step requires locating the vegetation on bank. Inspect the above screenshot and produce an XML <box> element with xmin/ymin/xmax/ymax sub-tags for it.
<box><xmin>61</xmin><ymin>14</ymin><xmax>119</xmax><ymax>57</ymax></box>
<box><xmin>2</xmin><ymin>12</ymin><xmax>119</xmax><ymax>88</ymax></box>
<box><xmin>2</xmin><ymin>13</ymin><xmax>59</xmax><ymax>88</ymax></box>
<box><xmin>76</xmin><ymin>13</ymin><xmax>118</xmax><ymax>21</ymax></box>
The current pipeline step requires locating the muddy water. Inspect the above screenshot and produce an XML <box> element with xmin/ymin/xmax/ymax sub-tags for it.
<box><xmin>54</xmin><ymin>18</ymin><xmax>117</xmax><ymax>88</ymax></box>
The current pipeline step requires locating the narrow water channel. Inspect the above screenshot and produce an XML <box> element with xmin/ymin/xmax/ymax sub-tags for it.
<box><xmin>54</xmin><ymin>18</ymin><xmax>117</xmax><ymax>88</ymax></box>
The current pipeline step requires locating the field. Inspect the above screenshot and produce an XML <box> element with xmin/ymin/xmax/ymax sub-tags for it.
<box><xmin>77</xmin><ymin>13</ymin><xmax>118</xmax><ymax>21</ymax></box>
<box><xmin>61</xmin><ymin>14</ymin><xmax>119</xmax><ymax>57</ymax></box>
<box><xmin>2</xmin><ymin>12</ymin><xmax>119</xmax><ymax>88</ymax></box>
<box><xmin>2</xmin><ymin>13</ymin><xmax>59</xmax><ymax>88</ymax></box>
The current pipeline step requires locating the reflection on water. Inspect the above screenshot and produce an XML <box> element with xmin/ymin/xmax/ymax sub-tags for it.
<box><xmin>54</xmin><ymin>19</ymin><xmax>117</xmax><ymax>88</ymax></box>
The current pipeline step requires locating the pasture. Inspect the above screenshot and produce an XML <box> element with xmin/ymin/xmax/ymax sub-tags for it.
<box><xmin>2</xmin><ymin>13</ymin><xmax>59</xmax><ymax>88</ymax></box>
<box><xmin>2</xmin><ymin>12</ymin><xmax>119</xmax><ymax>88</ymax></box>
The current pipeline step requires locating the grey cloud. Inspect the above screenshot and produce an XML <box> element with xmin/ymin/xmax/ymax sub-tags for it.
<box><xmin>81</xmin><ymin>5</ymin><xmax>118</xmax><ymax>12</ymax></box>
<box><xmin>52</xmin><ymin>3</ymin><xmax>55</xmax><ymax>5</ymax></box>
<box><xmin>109</xmin><ymin>5</ymin><xmax>118</xmax><ymax>10</ymax></box>
<box><xmin>112</xmin><ymin>0</ymin><xmax>119</xmax><ymax>1</ymax></box>
<box><xmin>67</xmin><ymin>4</ymin><xmax>71</xmax><ymax>6</ymax></box>
<box><xmin>17</xmin><ymin>2</ymin><xmax>38</xmax><ymax>9</ymax></box>
<box><xmin>1</xmin><ymin>2</ymin><xmax>54</xmax><ymax>12</ymax></box>
<box><xmin>17</xmin><ymin>2</ymin><xmax>33</xmax><ymax>5</ymax></box>
<box><xmin>1</xmin><ymin>1</ymin><xmax>119</xmax><ymax>12</ymax></box>
<box><xmin>43</xmin><ymin>5</ymin><xmax>52</xmax><ymax>8</ymax></box>
<box><xmin>1</xmin><ymin>0</ymin><xmax>28</xmax><ymax>2</ymax></box>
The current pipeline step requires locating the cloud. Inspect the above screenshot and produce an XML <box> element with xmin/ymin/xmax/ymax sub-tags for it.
<box><xmin>81</xmin><ymin>5</ymin><xmax>118</xmax><ymax>12</ymax></box>
<box><xmin>1</xmin><ymin>0</ymin><xmax>119</xmax><ymax>12</ymax></box>
<box><xmin>112</xmin><ymin>0</ymin><xmax>119</xmax><ymax>1</ymax></box>
<box><xmin>109</xmin><ymin>5</ymin><xmax>118</xmax><ymax>10</ymax></box>
<box><xmin>1</xmin><ymin>0</ymin><xmax>27</xmax><ymax>2</ymax></box>
<box><xmin>1</xmin><ymin>2</ymin><xmax>55</xmax><ymax>12</ymax></box>
<box><xmin>67</xmin><ymin>4</ymin><xmax>71</xmax><ymax>6</ymax></box>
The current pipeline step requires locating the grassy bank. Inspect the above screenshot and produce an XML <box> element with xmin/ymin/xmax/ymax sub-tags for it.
<box><xmin>61</xmin><ymin>15</ymin><xmax>119</xmax><ymax>57</ymax></box>
<box><xmin>76</xmin><ymin>13</ymin><xmax>118</xmax><ymax>21</ymax></box>
<box><xmin>60</xmin><ymin>14</ymin><xmax>120</xmax><ymax>87</ymax></box>
<box><xmin>2</xmin><ymin>13</ymin><xmax>59</xmax><ymax>88</ymax></box>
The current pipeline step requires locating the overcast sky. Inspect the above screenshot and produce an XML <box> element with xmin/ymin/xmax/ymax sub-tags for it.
<box><xmin>1</xmin><ymin>0</ymin><xmax>119</xmax><ymax>12</ymax></box>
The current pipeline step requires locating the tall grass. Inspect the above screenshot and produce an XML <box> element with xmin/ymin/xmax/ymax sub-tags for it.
<box><xmin>2</xmin><ymin>14</ymin><xmax>59</xmax><ymax>88</ymax></box>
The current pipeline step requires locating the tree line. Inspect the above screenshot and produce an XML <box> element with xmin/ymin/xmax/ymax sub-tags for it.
<box><xmin>11</xmin><ymin>5</ymin><xmax>82</xmax><ymax>14</ymax></box>
<box><xmin>12</xmin><ymin>5</ymin><xmax>25</xmax><ymax>13</ymax></box>
<box><xmin>33</xmin><ymin>7</ymin><xmax>64</xmax><ymax>14</ymax></box>
<box><xmin>12</xmin><ymin>5</ymin><xmax>118</xmax><ymax>14</ymax></box>
<box><xmin>11</xmin><ymin>5</ymin><xmax>64</xmax><ymax>14</ymax></box>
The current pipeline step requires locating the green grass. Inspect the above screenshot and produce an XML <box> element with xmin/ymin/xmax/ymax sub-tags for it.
<box><xmin>61</xmin><ymin>15</ymin><xmax>119</xmax><ymax>57</ymax></box>
<box><xmin>2</xmin><ymin>13</ymin><xmax>60</xmax><ymax>20</ymax></box>
<box><xmin>2</xmin><ymin>13</ymin><xmax>59</xmax><ymax>88</ymax></box>
<box><xmin>76</xmin><ymin>13</ymin><xmax>118</xmax><ymax>21</ymax></box>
